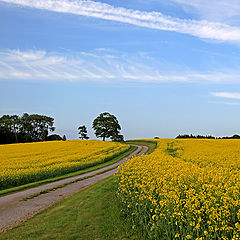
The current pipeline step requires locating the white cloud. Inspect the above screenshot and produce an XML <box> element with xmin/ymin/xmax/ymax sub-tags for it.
<box><xmin>211</xmin><ymin>92</ymin><xmax>240</xmax><ymax>99</ymax></box>
<box><xmin>11</xmin><ymin>49</ymin><xmax>46</xmax><ymax>60</ymax></box>
<box><xmin>1</xmin><ymin>0</ymin><xmax>240</xmax><ymax>42</ymax></box>
<box><xmin>168</xmin><ymin>0</ymin><xmax>240</xmax><ymax>23</ymax></box>
<box><xmin>1</xmin><ymin>49</ymin><xmax>240</xmax><ymax>83</ymax></box>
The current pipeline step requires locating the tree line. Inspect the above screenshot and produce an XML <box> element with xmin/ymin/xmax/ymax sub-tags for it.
<box><xmin>176</xmin><ymin>134</ymin><xmax>240</xmax><ymax>139</ymax></box>
<box><xmin>0</xmin><ymin>113</ymin><xmax>63</xmax><ymax>144</ymax></box>
<box><xmin>0</xmin><ymin>112</ymin><xmax>123</xmax><ymax>144</ymax></box>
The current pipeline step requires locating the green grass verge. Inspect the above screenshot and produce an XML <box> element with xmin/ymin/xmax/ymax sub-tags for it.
<box><xmin>0</xmin><ymin>145</ymin><xmax>137</xmax><ymax>197</ymax></box>
<box><xmin>126</xmin><ymin>140</ymin><xmax>157</xmax><ymax>154</ymax></box>
<box><xmin>0</xmin><ymin>176</ymin><xmax>138</xmax><ymax>240</ymax></box>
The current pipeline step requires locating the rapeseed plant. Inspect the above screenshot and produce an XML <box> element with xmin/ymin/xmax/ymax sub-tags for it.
<box><xmin>117</xmin><ymin>139</ymin><xmax>240</xmax><ymax>239</ymax></box>
<box><xmin>0</xmin><ymin>140</ymin><xmax>129</xmax><ymax>189</ymax></box>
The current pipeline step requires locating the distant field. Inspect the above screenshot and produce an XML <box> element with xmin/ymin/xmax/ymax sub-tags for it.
<box><xmin>0</xmin><ymin>140</ymin><xmax>129</xmax><ymax>190</ymax></box>
<box><xmin>118</xmin><ymin>139</ymin><xmax>240</xmax><ymax>239</ymax></box>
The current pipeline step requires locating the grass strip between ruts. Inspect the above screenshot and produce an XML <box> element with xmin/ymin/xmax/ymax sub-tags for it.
<box><xmin>20</xmin><ymin>166</ymin><xmax>118</xmax><ymax>201</ymax></box>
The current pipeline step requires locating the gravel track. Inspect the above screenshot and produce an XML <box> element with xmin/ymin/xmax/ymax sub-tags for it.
<box><xmin>0</xmin><ymin>144</ymin><xmax>148</xmax><ymax>232</ymax></box>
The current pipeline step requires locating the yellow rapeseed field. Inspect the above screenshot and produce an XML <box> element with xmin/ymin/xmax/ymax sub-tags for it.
<box><xmin>0</xmin><ymin>140</ymin><xmax>129</xmax><ymax>190</ymax></box>
<box><xmin>117</xmin><ymin>139</ymin><xmax>240</xmax><ymax>240</ymax></box>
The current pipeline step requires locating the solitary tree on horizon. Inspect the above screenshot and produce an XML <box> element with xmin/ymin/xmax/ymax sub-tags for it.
<box><xmin>92</xmin><ymin>112</ymin><xmax>122</xmax><ymax>141</ymax></box>
<box><xmin>78</xmin><ymin>125</ymin><xmax>89</xmax><ymax>140</ymax></box>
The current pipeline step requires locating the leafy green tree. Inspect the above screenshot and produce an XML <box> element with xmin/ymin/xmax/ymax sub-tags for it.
<box><xmin>92</xmin><ymin>112</ymin><xmax>122</xmax><ymax>141</ymax></box>
<box><xmin>0</xmin><ymin>115</ymin><xmax>21</xmax><ymax>143</ymax></box>
<box><xmin>78</xmin><ymin>125</ymin><xmax>89</xmax><ymax>140</ymax></box>
<box><xmin>20</xmin><ymin>113</ymin><xmax>55</xmax><ymax>142</ymax></box>
<box><xmin>0</xmin><ymin>113</ymin><xmax>55</xmax><ymax>144</ymax></box>
<box><xmin>62</xmin><ymin>135</ymin><xmax>67</xmax><ymax>141</ymax></box>
<box><xmin>0</xmin><ymin>116</ymin><xmax>14</xmax><ymax>144</ymax></box>
<box><xmin>10</xmin><ymin>115</ymin><xmax>20</xmax><ymax>143</ymax></box>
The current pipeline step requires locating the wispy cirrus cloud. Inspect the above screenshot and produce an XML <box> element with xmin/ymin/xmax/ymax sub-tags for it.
<box><xmin>1</xmin><ymin>49</ymin><xmax>240</xmax><ymax>83</ymax></box>
<box><xmin>211</xmin><ymin>92</ymin><xmax>240</xmax><ymax>99</ymax></box>
<box><xmin>1</xmin><ymin>0</ymin><xmax>240</xmax><ymax>42</ymax></box>
<box><xmin>168</xmin><ymin>0</ymin><xmax>240</xmax><ymax>23</ymax></box>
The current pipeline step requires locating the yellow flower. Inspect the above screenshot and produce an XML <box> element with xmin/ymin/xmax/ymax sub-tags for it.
<box><xmin>195</xmin><ymin>223</ymin><xmax>200</xmax><ymax>230</ymax></box>
<box><xmin>175</xmin><ymin>233</ymin><xmax>180</xmax><ymax>238</ymax></box>
<box><xmin>190</xmin><ymin>221</ymin><xmax>195</xmax><ymax>226</ymax></box>
<box><xmin>235</xmin><ymin>222</ymin><xmax>240</xmax><ymax>230</ymax></box>
<box><xmin>117</xmin><ymin>139</ymin><xmax>240</xmax><ymax>238</ymax></box>
<box><xmin>152</xmin><ymin>215</ymin><xmax>156</xmax><ymax>220</ymax></box>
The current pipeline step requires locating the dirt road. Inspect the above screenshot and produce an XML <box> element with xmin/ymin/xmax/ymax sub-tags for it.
<box><xmin>0</xmin><ymin>144</ymin><xmax>148</xmax><ymax>232</ymax></box>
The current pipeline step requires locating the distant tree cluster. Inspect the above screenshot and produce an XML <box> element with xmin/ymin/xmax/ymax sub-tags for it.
<box><xmin>176</xmin><ymin>134</ymin><xmax>240</xmax><ymax>139</ymax></box>
<box><xmin>0</xmin><ymin>113</ymin><xmax>66</xmax><ymax>144</ymax></box>
<box><xmin>176</xmin><ymin>134</ymin><xmax>215</xmax><ymax>139</ymax></box>
<box><xmin>220</xmin><ymin>134</ymin><xmax>240</xmax><ymax>139</ymax></box>
<box><xmin>79</xmin><ymin>112</ymin><xmax>124</xmax><ymax>142</ymax></box>
<box><xmin>47</xmin><ymin>134</ymin><xmax>66</xmax><ymax>141</ymax></box>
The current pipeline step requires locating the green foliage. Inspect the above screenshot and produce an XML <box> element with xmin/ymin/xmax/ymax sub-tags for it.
<box><xmin>92</xmin><ymin>112</ymin><xmax>123</xmax><ymax>141</ymax></box>
<box><xmin>21</xmin><ymin>113</ymin><xmax>55</xmax><ymax>142</ymax></box>
<box><xmin>46</xmin><ymin>134</ymin><xmax>63</xmax><ymax>141</ymax></box>
<box><xmin>111</xmin><ymin>134</ymin><xmax>124</xmax><ymax>142</ymax></box>
<box><xmin>176</xmin><ymin>134</ymin><xmax>215</xmax><ymax>139</ymax></box>
<box><xmin>0</xmin><ymin>113</ymin><xmax>55</xmax><ymax>144</ymax></box>
<box><xmin>0</xmin><ymin>115</ymin><xmax>20</xmax><ymax>144</ymax></box>
<box><xmin>78</xmin><ymin>125</ymin><xmax>89</xmax><ymax>140</ymax></box>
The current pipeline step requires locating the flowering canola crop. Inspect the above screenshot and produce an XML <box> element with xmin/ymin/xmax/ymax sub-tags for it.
<box><xmin>0</xmin><ymin>140</ymin><xmax>129</xmax><ymax>190</ymax></box>
<box><xmin>117</xmin><ymin>139</ymin><xmax>240</xmax><ymax>240</ymax></box>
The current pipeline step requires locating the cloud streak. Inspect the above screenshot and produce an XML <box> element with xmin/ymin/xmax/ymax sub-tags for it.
<box><xmin>168</xmin><ymin>0</ymin><xmax>240</xmax><ymax>22</ymax></box>
<box><xmin>1</xmin><ymin>49</ymin><xmax>240</xmax><ymax>84</ymax></box>
<box><xmin>211</xmin><ymin>92</ymin><xmax>240</xmax><ymax>99</ymax></box>
<box><xmin>1</xmin><ymin>0</ymin><xmax>240</xmax><ymax>42</ymax></box>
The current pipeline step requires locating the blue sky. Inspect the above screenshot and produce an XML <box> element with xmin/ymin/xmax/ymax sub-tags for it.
<box><xmin>1</xmin><ymin>0</ymin><xmax>240</xmax><ymax>140</ymax></box>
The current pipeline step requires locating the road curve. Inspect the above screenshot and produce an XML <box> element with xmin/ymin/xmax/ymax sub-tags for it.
<box><xmin>0</xmin><ymin>144</ymin><xmax>148</xmax><ymax>233</ymax></box>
